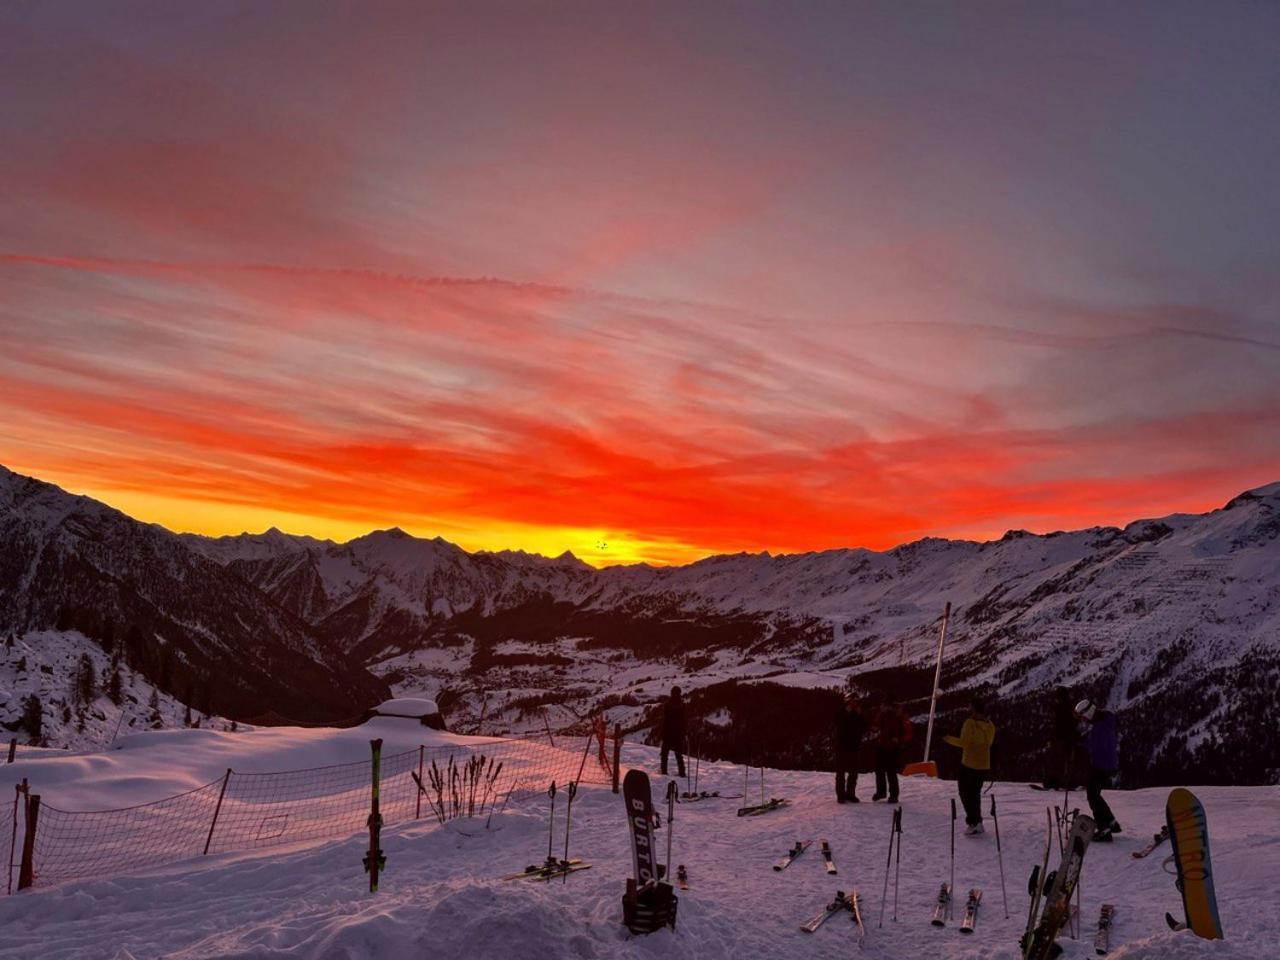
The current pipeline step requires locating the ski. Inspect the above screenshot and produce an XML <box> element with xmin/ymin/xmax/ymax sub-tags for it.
<box><xmin>1095</xmin><ymin>903</ymin><xmax>1115</xmax><ymax>954</ymax></box>
<box><xmin>1165</xmin><ymin>787</ymin><xmax>1223</xmax><ymax>939</ymax></box>
<box><xmin>1166</xmin><ymin>911</ymin><xmax>1186</xmax><ymax>931</ymax></box>
<box><xmin>773</xmin><ymin>839</ymin><xmax>812</xmax><ymax>871</ymax></box>
<box><xmin>362</xmin><ymin>738</ymin><xmax>386</xmax><ymax>893</ymax></box>
<box><xmin>737</xmin><ymin>797</ymin><xmax>789</xmax><ymax>817</ymax></box>
<box><xmin>623</xmin><ymin>769</ymin><xmax>660</xmax><ymax>887</ymax></box>
<box><xmin>849</xmin><ymin>890</ymin><xmax>865</xmax><ymax>944</ymax></box>
<box><xmin>501</xmin><ymin>857</ymin><xmax>584</xmax><ymax>881</ymax></box>
<box><xmin>931</xmin><ymin>882</ymin><xmax>951</xmax><ymax>927</ymax></box>
<box><xmin>821</xmin><ymin>839</ymin><xmax>837</xmax><ymax>874</ymax></box>
<box><xmin>1132</xmin><ymin>825</ymin><xmax>1169</xmax><ymax>859</ymax></box>
<box><xmin>1021</xmin><ymin>809</ymin><xmax>1054</xmax><ymax>956</ymax></box>
<box><xmin>530</xmin><ymin>861</ymin><xmax>592</xmax><ymax>882</ymax></box>
<box><xmin>1021</xmin><ymin>814</ymin><xmax>1095</xmax><ymax>960</ymax></box>
<box><xmin>676</xmin><ymin>864</ymin><xmax>689</xmax><ymax>890</ymax></box>
<box><xmin>960</xmin><ymin>888</ymin><xmax>982</xmax><ymax>933</ymax></box>
<box><xmin>800</xmin><ymin>891</ymin><xmax>850</xmax><ymax>933</ymax></box>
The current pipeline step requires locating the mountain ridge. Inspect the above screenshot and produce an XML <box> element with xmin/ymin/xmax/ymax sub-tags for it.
<box><xmin>3</xmin><ymin>463</ymin><xmax>1278</xmax><ymax>785</ymax></box>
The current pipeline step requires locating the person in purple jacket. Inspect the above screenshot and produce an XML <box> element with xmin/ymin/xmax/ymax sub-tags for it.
<box><xmin>1075</xmin><ymin>698</ymin><xmax>1123</xmax><ymax>841</ymax></box>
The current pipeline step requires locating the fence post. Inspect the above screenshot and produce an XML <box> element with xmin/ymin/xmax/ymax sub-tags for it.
<box><xmin>203</xmin><ymin>769</ymin><xmax>231</xmax><ymax>856</ymax></box>
<box><xmin>415</xmin><ymin>745</ymin><xmax>424</xmax><ymax>820</ymax></box>
<box><xmin>17</xmin><ymin>792</ymin><xmax>39</xmax><ymax>891</ymax></box>
<box><xmin>6</xmin><ymin>738</ymin><xmax>14</xmax><ymax>763</ymax></box>
<box><xmin>541</xmin><ymin>708</ymin><xmax>556</xmax><ymax>748</ymax></box>
<box><xmin>611</xmin><ymin>724</ymin><xmax>623</xmax><ymax>794</ymax></box>
<box><xmin>7</xmin><ymin>780</ymin><xmax>23</xmax><ymax>895</ymax></box>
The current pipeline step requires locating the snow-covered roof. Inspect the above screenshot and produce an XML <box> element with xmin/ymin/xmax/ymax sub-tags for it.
<box><xmin>371</xmin><ymin>697</ymin><xmax>440</xmax><ymax>719</ymax></box>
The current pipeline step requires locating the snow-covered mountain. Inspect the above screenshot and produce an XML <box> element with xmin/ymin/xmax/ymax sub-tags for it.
<box><xmin>4</xmin><ymin>463</ymin><xmax>1278</xmax><ymax>784</ymax></box>
<box><xmin>0</xmin><ymin>466</ymin><xmax>387</xmax><ymax>731</ymax></box>
<box><xmin>191</xmin><ymin>480</ymin><xmax>1280</xmax><ymax>786</ymax></box>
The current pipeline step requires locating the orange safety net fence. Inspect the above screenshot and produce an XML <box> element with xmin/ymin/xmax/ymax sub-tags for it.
<box><xmin>9</xmin><ymin>730</ymin><xmax>617</xmax><ymax>893</ymax></box>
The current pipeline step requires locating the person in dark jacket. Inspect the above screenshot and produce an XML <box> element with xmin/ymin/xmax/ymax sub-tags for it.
<box><xmin>1075</xmin><ymin>698</ymin><xmax>1122</xmax><ymax>841</ymax></box>
<box><xmin>1043</xmin><ymin>687</ymin><xmax>1077</xmax><ymax>790</ymax></box>
<box><xmin>835</xmin><ymin>692</ymin><xmax>867</xmax><ymax>803</ymax></box>
<box><xmin>871</xmin><ymin>697</ymin><xmax>913</xmax><ymax>803</ymax></box>
<box><xmin>660</xmin><ymin>685</ymin><xmax>686</xmax><ymax>778</ymax></box>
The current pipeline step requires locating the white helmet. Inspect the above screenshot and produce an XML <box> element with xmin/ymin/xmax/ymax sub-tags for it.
<box><xmin>1074</xmin><ymin>698</ymin><xmax>1096</xmax><ymax>721</ymax></box>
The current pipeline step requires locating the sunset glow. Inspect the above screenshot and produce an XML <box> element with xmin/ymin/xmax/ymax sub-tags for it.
<box><xmin>2</xmin><ymin>4</ymin><xmax>1279</xmax><ymax>565</ymax></box>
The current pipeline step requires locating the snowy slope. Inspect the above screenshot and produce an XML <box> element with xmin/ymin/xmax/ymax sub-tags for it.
<box><xmin>0</xmin><ymin>630</ymin><xmax>221</xmax><ymax>755</ymax></box>
<box><xmin>0</xmin><ymin>725</ymin><xmax>1274</xmax><ymax>960</ymax></box>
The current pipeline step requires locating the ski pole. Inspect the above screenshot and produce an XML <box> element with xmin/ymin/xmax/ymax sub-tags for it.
<box><xmin>684</xmin><ymin>733</ymin><xmax>692</xmax><ymax>796</ymax></box>
<box><xmin>563</xmin><ymin>780</ymin><xmax>577</xmax><ymax>883</ymax></box>
<box><xmin>546</xmin><ymin>781</ymin><xmax>557</xmax><ymax>865</ymax></box>
<box><xmin>488</xmin><ymin>776</ymin><xmax>520</xmax><ymax>829</ymax></box>
<box><xmin>878</xmin><ymin>806</ymin><xmax>896</xmax><ymax>927</ymax></box>
<box><xmin>949</xmin><ymin>798</ymin><xmax>957</xmax><ymax>920</ymax></box>
<box><xmin>893</xmin><ymin>806</ymin><xmax>903</xmax><ymax>922</ymax></box>
<box><xmin>991</xmin><ymin>793</ymin><xmax>1009</xmax><ymax>919</ymax></box>
<box><xmin>666</xmin><ymin>780</ymin><xmax>677</xmax><ymax>880</ymax></box>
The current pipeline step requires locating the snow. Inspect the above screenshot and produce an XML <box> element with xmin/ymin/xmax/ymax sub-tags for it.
<box><xmin>1</xmin><ymin>726</ymin><xmax>1275</xmax><ymax>959</ymax></box>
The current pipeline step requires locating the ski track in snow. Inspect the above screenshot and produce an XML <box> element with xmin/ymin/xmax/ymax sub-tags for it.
<box><xmin>1</xmin><ymin>733</ymin><xmax>1276</xmax><ymax>960</ymax></box>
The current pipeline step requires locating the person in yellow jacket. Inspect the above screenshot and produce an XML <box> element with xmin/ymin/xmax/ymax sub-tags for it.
<box><xmin>944</xmin><ymin>697</ymin><xmax>996</xmax><ymax>836</ymax></box>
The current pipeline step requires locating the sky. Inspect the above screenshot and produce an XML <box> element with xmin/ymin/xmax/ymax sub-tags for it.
<box><xmin>1</xmin><ymin>2</ymin><xmax>1278</xmax><ymax>566</ymax></box>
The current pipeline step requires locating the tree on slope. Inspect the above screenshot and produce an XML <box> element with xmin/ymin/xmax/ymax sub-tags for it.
<box><xmin>75</xmin><ymin>652</ymin><xmax>96</xmax><ymax>706</ymax></box>
<box><xmin>107</xmin><ymin>658</ymin><xmax>123</xmax><ymax>705</ymax></box>
<box><xmin>21</xmin><ymin>694</ymin><xmax>43</xmax><ymax>744</ymax></box>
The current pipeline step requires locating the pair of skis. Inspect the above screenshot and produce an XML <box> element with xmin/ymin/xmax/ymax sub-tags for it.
<box><xmin>736</xmin><ymin>761</ymin><xmax>788</xmax><ymax>816</ymax></box>
<box><xmin>929</xmin><ymin>884</ymin><xmax>982</xmax><ymax>932</ymax></box>
<box><xmin>501</xmin><ymin>858</ymin><xmax>592</xmax><ymax>882</ymax></box>
<box><xmin>799</xmin><ymin>889</ymin><xmax>865</xmax><ymax>944</ymax></box>
<box><xmin>364</xmin><ymin>739</ymin><xmax>387</xmax><ymax>892</ymax></box>
<box><xmin>773</xmin><ymin>838</ymin><xmax>838</xmax><ymax>874</ymax></box>
<box><xmin>503</xmin><ymin>779</ymin><xmax>591</xmax><ymax>882</ymax></box>
<box><xmin>737</xmin><ymin>797</ymin><xmax>789</xmax><ymax>817</ymax></box>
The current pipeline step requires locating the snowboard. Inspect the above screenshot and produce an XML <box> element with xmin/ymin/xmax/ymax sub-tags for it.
<box><xmin>1022</xmin><ymin>813</ymin><xmax>1094</xmax><ymax>960</ymax></box>
<box><xmin>1164</xmin><ymin>788</ymin><xmax>1223</xmax><ymax>940</ymax></box>
<box><xmin>623</xmin><ymin>769</ymin><xmax>660</xmax><ymax>888</ymax></box>
<box><xmin>960</xmin><ymin>888</ymin><xmax>982</xmax><ymax>933</ymax></box>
